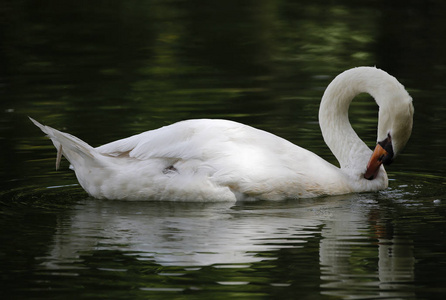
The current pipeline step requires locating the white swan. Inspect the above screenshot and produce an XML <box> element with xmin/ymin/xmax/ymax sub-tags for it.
<box><xmin>30</xmin><ymin>67</ymin><xmax>414</xmax><ymax>201</ymax></box>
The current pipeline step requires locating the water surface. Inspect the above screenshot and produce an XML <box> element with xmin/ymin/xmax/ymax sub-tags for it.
<box><xmin>1</xmin><ymin>0</ymin><xmax>446</xmax><ymax>299</ymax></box>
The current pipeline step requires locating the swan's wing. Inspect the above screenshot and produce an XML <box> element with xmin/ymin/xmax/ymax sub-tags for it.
<box><xmin>96</xmin><ymin>119</ymin><xmax>320</xmax><ymax>169</ymax></box>
<box><xmin>95</xmin><ymin>119</ymin><xmax>256</xmax><ymax>161</ymax></box>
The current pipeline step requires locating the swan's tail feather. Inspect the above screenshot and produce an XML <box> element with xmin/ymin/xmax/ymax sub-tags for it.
<box><xmin>29</xmin><ymin>117</ymin><xmax>100</xmax><ymax>170</ymax></box>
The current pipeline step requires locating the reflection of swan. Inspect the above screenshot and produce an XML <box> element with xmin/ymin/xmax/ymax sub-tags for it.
<box><xmin>42</xmin><ymin>196</ymin><xmax>416</xmax><ymax>299</ymax></box>
<box><xmin>319</xmin><ymin>200</ymin><xmax>415</xmax><ymax>299</ymax></box>
<box><xmin>44</xmin><ymin>201</ymin><xmax>323</xmax><ymax>267</ymax></box>
<box><xmin>30</xmin><ymin>67</ymin><xmax>413</xmax><ymax>201</ymax></box>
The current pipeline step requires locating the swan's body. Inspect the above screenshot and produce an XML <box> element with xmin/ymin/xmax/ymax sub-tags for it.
<box><xmin>31</xmin><ymin>67</ymin><xmax>414</xmax><ymax>201</ymax></box>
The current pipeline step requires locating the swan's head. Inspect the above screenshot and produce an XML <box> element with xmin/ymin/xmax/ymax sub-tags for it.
<box><xmin>364</xmin><ymin>80</ymin><xmax>414</xmax><ymax>180</ymax></box>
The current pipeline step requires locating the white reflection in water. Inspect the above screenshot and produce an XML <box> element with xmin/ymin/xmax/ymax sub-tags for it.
<box><xmin>319</xmin><ymin>197</ymin><xmax>415</xmax><ymax>298</ymax></box>
<box><xmin>43</xmin><ymin>194</ymin><xmax>415</xmax><ymax>298</ymax></box>
<box><xmin>47</xmin><ymin>200</ymin><xmax>320</xmax><ymax>267</ymax></box>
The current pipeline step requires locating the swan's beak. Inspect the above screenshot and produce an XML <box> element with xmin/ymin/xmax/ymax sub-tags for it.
<box><xmin>364</xmin><ymin>143</ymin><xmax>388</xmax><ymax>180</ymax></box>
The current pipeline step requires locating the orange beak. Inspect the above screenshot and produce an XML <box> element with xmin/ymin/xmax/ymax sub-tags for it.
<box><xmin>364</xmin><ymin>143</ymin><xmax>388</xmax><ymax>180</ymax></box>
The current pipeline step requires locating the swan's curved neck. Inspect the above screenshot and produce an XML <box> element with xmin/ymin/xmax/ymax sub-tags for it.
<box><xmin>318</xmin><ymin>67</ymin><xmax>399</xmax><ymax>173</ymax></box>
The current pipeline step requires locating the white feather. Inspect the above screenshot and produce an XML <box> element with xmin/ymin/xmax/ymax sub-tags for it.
<box><xmin>30</xmin><ymin>67</ymin><xmax>414</xmax><ymax>202</ymax></box>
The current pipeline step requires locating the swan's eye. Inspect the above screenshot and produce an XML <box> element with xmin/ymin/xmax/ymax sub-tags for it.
<box><xmin>378</xmin><ymin>133</ymin><xmax>394</xmax><ymax>165</ymax></box>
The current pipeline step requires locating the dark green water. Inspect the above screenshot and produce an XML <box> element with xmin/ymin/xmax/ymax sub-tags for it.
<box><xmin>1</xmin><ymin>0</ymin><xmax>446</xmax><ymax>299</ymax></box>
